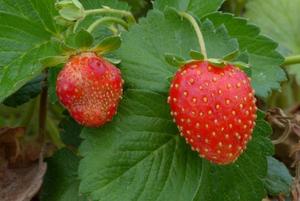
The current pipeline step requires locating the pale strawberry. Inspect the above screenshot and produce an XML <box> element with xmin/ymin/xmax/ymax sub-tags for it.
<box><xmin>56</xmin><ymin>52</ymin><xmax>123</xmax><ymax>127</ymax></box>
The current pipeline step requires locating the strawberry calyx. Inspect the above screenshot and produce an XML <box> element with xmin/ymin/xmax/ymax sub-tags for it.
<box><xmin>164</xmin><ymin>49</ymin><xmax>251</xmax><ymax>74</ymax></box>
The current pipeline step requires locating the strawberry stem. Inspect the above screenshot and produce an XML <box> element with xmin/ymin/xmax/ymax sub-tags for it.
<box><xmin>283</xmin><ymin>55</ymin><xmax>300</xmax><ymax>66</ymax></box>
<box><xmin>85</xmin><ymin>8</ymin><xmax>136</xmax><ymax>24</ymax></box>
<box><xmin>179</xmin><ymin>12</ymin><xmax>208</xmax><ymax>59</ymax></box>
<box><xmin>38</xmin><ymin>72</ymin><xmax>48</xmax><ymax>142</ymax></box>
<box><xmin>87</xmin><ymin>17</ymin><xmax>129</xmax><ymax>33</ymax></box>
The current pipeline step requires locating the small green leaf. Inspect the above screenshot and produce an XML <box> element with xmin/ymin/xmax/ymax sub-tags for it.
<box><xmin>56</xmin><ymin>0</ymin><xmax>85</xmax><ymax>21</ymax></box>
<box><xmin>263</xmin><ymin>157</ymin><xmax>293</xmax><ymax>196</ymax></box>
<box><xmin>208</xmin><ymin>58</ymin><xmax>226</xmax><ymax>67</ymax></box>
<box><xmin>65</xmin><ymin>29</ymin><xmax>94</xmax><ymax>49</ymax></box>
<box><xmin>75</xmin><ymin>29</ymin><xmax>94</xmax><ymax>48</ymax></box>
<box><xmin>164</xmin><ymin>53</ymin><xmax>185</xmax><ymax>67</ymax></box>
<box><xmin>40</xmin><ymin>56</ymin><xmax>68</xmax><ymax>67</ymax></box>
<box><xmin>189</xmin><ymin>50</ymin><xmax>204</xmax><ymax>60</ymax></box>
<box><xmin>93</xmin><ymin>36</ymin><xmax>122</xmax><ymax>55</ymax></box>
<box><xmin>223</xmin><ymin>49</ymin><xmax>239</xmax><ymax>61</ymax></box>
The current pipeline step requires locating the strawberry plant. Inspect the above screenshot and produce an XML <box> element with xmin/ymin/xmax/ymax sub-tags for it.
<box><xmin>0</xmin><ymin>0</ymin><xmax>298</xmax><ymax>201</ymax></box>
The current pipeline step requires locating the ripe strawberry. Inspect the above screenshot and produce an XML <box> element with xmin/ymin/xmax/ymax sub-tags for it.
<box><xmin>56</xmin><ymin>52</ymin><xmax>123</xmax><ymax>127</ymax></box>
<box><xmin>168</xmin><ymin>61</ymin><xmax>257</xmax><ymax>165</ymax></box>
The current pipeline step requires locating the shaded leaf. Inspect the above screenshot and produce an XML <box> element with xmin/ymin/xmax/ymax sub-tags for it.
<box><xmin>3</xmin><ymin>75</ymin><xmax>44</xmax><ymax>107</ymax></box>
<box><xmin>245</xmin><ymin>0</ymin><xmax>300</xmax><ymax>83</ymax></box>
<box><xmin>40</xmin><ymin>149</ymin><xmax>86</xmax><ymax>201</ymax></box>
<box><xmin>59</xmin><ymin>114</ymin><xmax>83</xmax><ymax>148</ymax></box>
<box><xmin>263</xmin><ymin>157</ymin><xmax>293</xmax><ymax>196</ymax></box>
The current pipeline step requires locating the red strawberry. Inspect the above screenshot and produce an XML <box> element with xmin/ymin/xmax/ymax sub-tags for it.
<box><xmin>168</xmin><ymin>61</ymin><xmax>257</xmax><ymax>165</ymax></box>
<box><xmin>56</xmin><ymin>52</ymin><xmax>123</xmax><ymax>127</ymax></box>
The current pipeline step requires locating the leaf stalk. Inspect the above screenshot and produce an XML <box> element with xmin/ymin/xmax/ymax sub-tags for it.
<box><xmin>179</xmin><ymin>12</ymin><xmax>208</xmax><ymax>59</ymax></box>
<box><xmin>87</xmin><ymin>17</ymin><xmax>129</xmax><ymax>33</ymax></box>
<box><xmin>283</xmin><ymin>55</ymin><xmax>300</xmax><ymax>66</ymax></box>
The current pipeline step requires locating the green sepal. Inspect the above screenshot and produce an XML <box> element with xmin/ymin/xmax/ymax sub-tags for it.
<box><xmin>166</xmin><ymin>75</ymin><xmax>174</xmax><ymax>85</ymax></box>
<box><xmin>55</xmin><ymin>0</ymin><xmax>85</xmax><ymax>21</ymax></box>
<box><xmin>207</xmin><ymin>58</ymin><xmax>226</xmax><ymax>68</ymax></box>
<box><xmin>54</xmin><ymin>16</ymin><xmax>74</xmax><ymax>26</ymax></box>
<box><xmin>104</xmin><ymin>57</ymin><xmax>121</xmax><ymax>65</ymax></box>
<box><xmin>40</xmin><ymin>56</ymin><xmax>68</xmax><ymax>67</ymax></box>
<box><xmin>233</xmin><ymin>61</ymin><xmax>252</xmax><ymax>77</ymax></box>
<box><xmin>92</xmin><ymin>36</ymin><xmax>122</xmax><ymax>55</ymax></box>
<box><xmin>223</xmin><ymin>49</ymin><xmax>239</xmax><ymax>61</ymax></box>
<box><xmin>189</xmin><ymin>50</ymin><xmax>204</xmax><ymax>60</ymax></box>
<box><xmin>65</xmin><ymin>29</ymin><xmax>94</xmax><ymax>49</ymax></box>
<box><xmin>165</xmin><ymin>53</ymin><xmax>186</xmax><ymax>67</ymax></box>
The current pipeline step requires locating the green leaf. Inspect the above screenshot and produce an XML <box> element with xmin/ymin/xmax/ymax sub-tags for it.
<box><xmin>164</xmin><ymin>53</ymin><xmax>185</xmax><ymax>66</ymax></box>
<box><xmin>56</xmin><ymin>0</ymin><xmax>85</xmax><ymax>21</ymax></box>
<box><xmin>204</xmin><ymin>13</ymin><xmax>286</xmax><ymax>98</ymax></box>
<box><xmin>245</xmin><ymin>0</ymin><xmax>300</xmax><ymax>84</ymax></box>
<box><xmin>0</xmin><ymin>40</ymin><xmax>62</xmax><ymax>103</ymax></box>
<box><xmin>3</xmin><ymin>75</ymin><xmax>44</xmax><ymax>107</ymax></box>
<box><xmin>0</xmin><ymin>0</ymin><xmax>63</xmax><ymax>102</ymax></box>
<box><xmin>59</xmin><ymin>114</ymin><xmax>83</xmax><ymax>148</ymax></box>
<box><xmin>154</xmin><ymin>0</ymin><xmax>224</xmax><ymax>18</ymax></box>
<box><xmin>263</xmin><ymin>157</ymin><xmax>293</xmax><ymax>196</ymax></box>
<box><xmin>0</xmin><ymin>0</ymin><xmax>63</xmax><ymax>34</ymax></box>
<box><xmin>93</xmin><ymin>36</ymin><xmax>121</xmax><ymax>54</ymax></box>
<box><xmin>65</xmin><ymin>29</ymin><xmax>94</xmax><ymax>49</ymax></box>
<box><xmin>40</xmin><ymin>148</ymin><xmax>87</xmax><ymax>201</ymax></box>
<box><xmin>189</xmin><ymin>50</ymin><xmax>204</xmax><ymax>60</ymax></box>
<box><xmin>117</xmin><ymin>9</ymin><xmax>238</xmax><ymax>93</ymax></box>
<box><xmin>79</xmin><ymin>90</ymin><xmax>273</xmax><ymax>201</ymax></box>
<box><xmin>40</xmin><ymin>56</ymin><xmax>68</xmax><ymax>67</ymax></box>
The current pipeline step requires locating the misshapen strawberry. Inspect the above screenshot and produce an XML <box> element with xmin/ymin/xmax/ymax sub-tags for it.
<box><xmin>56</xmin><ymin>52</ymin><xmax>123</xmax><ymax>127</ymax></box>
<box><xmin>168</xmin><ymin>61</ymin><xmax>257</xmax><ymax>165</ymax></box>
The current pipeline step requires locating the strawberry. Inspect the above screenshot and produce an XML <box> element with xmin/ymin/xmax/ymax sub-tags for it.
<box><xmin>56</xmin><ymin>52</ymin><xmax>123</xmax><ymax>127</ymax></box>
<box><xmin>168</xmin><ymin>61</ymin><xmax>257</xmax><ymax>165</ymax></box>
